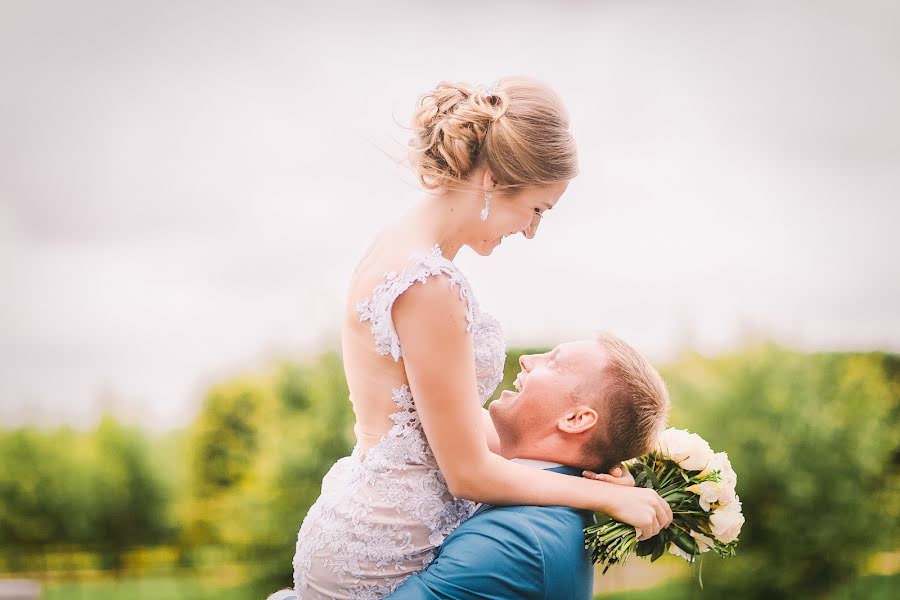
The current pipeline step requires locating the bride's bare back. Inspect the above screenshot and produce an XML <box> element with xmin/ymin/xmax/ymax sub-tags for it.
<box><xmin>342</xmin><ymin>233</ymin><xmax>430</xmax><ymax>457</ymax></box>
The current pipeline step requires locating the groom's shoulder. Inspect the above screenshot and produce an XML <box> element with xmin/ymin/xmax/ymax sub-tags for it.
<box><xmin>456</xmin><ymin>502</ymin><xmax>594</xmax><ymax>555</ymax></box>
<box><xmin>487</xmin><ymin>503</ymin><xmax>594</xmax><ymax>540</ymax></box>
<box><xmin>477</xmin><ymin>501</ymin><xmax>595</xmax><ymax>527</ymax></box>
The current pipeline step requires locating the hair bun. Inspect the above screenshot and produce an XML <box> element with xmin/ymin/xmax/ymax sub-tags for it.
<box><xmin>408</xmin><ymin>77</ymin><xmax>577</xmax><ymax>191</ymax></box>
<box><xmin>476</xmin><ymin>85</ymin><xmax>510</xmax><ymax>122</ymax></box>
<box><xmin>408</xmin><ymin>81</ymin><xmax>498</xmax><ymax>189</ymax></box>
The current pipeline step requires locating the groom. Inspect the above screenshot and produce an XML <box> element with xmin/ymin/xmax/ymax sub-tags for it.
<box><xmin>387</xmin><ymin>331</ymin><xmax>672</xmax><ymax>599</ymax></box>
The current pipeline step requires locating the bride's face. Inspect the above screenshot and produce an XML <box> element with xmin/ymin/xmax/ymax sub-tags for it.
<box><xmin>467</xmin><ymin>180</ymin><xmax>569</xmax><ymax>256</ymax></box>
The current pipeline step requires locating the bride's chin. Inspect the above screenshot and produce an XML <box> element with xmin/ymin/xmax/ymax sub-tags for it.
<box><xmin>470</xmin><ymin>243</ymin><xmax>496</xmax><ymax>257</ymax></box>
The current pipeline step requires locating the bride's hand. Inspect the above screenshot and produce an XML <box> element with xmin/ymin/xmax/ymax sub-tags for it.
<box><xmin>582</xmin><ymin>463</ymin><xmax>635</xmax><ymax>487</ymax></box>
<box><xmin>594</xmin><ymin>483</ymin><xmax>673</xmax><ymax>541</ymax></box>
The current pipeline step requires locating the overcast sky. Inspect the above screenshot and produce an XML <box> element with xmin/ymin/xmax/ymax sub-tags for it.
<box><xmin>1</xmin><ymin>0</ymin><xmax>899</xmax><ymax>429</ymax></box>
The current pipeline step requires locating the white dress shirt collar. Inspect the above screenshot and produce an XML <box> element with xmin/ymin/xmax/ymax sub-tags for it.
<box><xmin>510</xmin><ymin>457</ymin><xmax>566</xmax><ymax>470</ymax></box>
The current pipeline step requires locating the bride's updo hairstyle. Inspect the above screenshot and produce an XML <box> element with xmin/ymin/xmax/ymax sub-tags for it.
<box><xmin>409</xmin><ymin>77</ymin><xmax>578</xmax><ymax>192</ymax></box>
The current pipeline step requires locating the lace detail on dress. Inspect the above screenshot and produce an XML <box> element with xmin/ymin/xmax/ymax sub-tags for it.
<box><xmin>292</xmin><ymin>246</ymin><xmax>506</xmax><ymax>599</ymax></box>
<box><xmin>292</xmin><ymin>385</ymin><xmax>479</xmax><ymax>599</ymax></box>
<box><xmin>356</xmin><ymin>245</ymin><xmax>474</xmax><ymax>362</ymax></box>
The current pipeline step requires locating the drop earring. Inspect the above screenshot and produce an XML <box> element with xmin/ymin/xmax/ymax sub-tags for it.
<box><xmin>480</xmin><ymin>191</ymin><xmax>492</xmax><ymax>221</ymax></box>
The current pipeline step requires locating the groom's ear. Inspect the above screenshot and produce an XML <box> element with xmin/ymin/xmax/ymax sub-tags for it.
<box><xmin>558</xmin><ymin>406</ymin><xmax>599</xmax><ymax>434</ymax></box>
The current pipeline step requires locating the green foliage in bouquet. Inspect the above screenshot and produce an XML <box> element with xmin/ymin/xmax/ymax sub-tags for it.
<box><xmin>585</xmin><ymin>436</ymin><xmax>741</xmax><ymax>575</ymax></box>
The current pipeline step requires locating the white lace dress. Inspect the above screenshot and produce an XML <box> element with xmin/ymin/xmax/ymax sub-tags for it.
<box><xmin>291</xmin><ymin>246</ymin><xmax>506</xmax><ymax>599</ymax></box>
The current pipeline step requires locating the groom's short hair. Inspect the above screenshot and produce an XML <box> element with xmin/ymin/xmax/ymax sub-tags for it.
<box><xmin>576</xmin><ymin>332</ymin><xmax>670</xmax><ymax>473</ymax></box>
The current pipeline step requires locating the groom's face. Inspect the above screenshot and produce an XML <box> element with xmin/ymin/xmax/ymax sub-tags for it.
<box><xmin>489</xmin><ymin>339</ymin><xmax>607</xmax><ymax>452</ymax></box>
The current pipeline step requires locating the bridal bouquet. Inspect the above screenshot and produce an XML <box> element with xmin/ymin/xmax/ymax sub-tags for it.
<box><xmin>584</xmin><ymin>428</ymin><xmax>744</xmax><ymax>574</ymax></box>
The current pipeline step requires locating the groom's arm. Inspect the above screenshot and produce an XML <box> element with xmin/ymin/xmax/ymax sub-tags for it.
<box><xmin>387</xmin><ymin>509</ymin><xmax>545</xmax><ymax>600</ymax></box>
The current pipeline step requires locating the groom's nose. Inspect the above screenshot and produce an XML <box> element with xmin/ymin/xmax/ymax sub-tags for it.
<box><xmin>519</xmin><ymin>354</ymin><xmax>533</xmax><ymax>372</ymax></box>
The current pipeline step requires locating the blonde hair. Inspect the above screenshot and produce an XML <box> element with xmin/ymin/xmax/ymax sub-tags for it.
<box><xmin>578</xmin><ymin>332</ymin><xmax>670</xmax><ymax>472</ymax></box>
<box><xmin>408</xmin><ymin>77</ymin><xmax>578</xmax><ymax>191</ymax></box>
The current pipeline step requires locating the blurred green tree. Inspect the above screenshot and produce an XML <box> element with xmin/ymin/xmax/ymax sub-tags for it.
<box><xmin>659</xmin><ymin>345</ymin><xmax>900</xmax><ymax>599</ymax></box>
<box><xmin>89</xmin><ymin>416</ymin><xmax>170</xmax><ymax>570</ymax></box>
<box><xmin>180</xmin><ymin>352</ymin><xmax>355</xmax><ymax>595</ymax></box>
<box><xmin>183</xmin><ymin>377</ymin><xmax>268</xmax><ymax>549</ymax></box>
<box><xmin>0</xmin><ymin>419</ymin><xmax>169</xmax><ymax>573</ymax></box>
<box><xmin>0</xmin><ymin>428</ymin><xmax>88</xmax><ymax>569</ymax></box>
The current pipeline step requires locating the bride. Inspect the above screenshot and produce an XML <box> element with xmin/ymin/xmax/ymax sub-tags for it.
<box><xmin>288</xmin><ymin>77</ymin><xmax>671</xmax><ymax>599</ymax></box>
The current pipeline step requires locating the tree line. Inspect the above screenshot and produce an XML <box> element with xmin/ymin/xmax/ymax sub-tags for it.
<box><xmin>0</xmin><ymin>344</ymin><xmax>897</xmax><ymax>598</ymax></box>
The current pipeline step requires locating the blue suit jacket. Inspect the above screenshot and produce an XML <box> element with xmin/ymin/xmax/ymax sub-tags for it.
<box><xmin>387</xmin><ymin>465</ymin><xmax>595</xmax><ymax>600</ymax></box>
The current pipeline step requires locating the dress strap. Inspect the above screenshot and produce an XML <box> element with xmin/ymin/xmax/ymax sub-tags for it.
<box><xmin>356</xmin><ymin>245</ymin><xmax>474</xmax><ymax>361</ymax></box>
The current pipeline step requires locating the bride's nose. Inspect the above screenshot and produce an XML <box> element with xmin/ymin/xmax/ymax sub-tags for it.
<box><xmin>522</xmin><ymin>217</ymin><xmax>541</xmax><ymax>239</ymax></box>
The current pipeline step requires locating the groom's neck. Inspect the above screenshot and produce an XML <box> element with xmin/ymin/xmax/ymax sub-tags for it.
<box><xmin>499</xmin><ymin>439</ymin><xmax>583</xmax><ymax>470</ymax></box>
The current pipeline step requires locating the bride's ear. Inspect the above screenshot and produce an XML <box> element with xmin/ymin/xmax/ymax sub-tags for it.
<box><xmin>481</xmin><ymin>168</ymin><xmax>496</xmax><ymax>192</ymax></box>
<box><xmin>558</xmin><ymin>407</ymin><xmax>599</xmax><ymax>434</ymax></box>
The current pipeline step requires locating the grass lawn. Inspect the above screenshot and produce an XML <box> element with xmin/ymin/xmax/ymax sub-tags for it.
<box><xmin>595</xmin><ymin>573</ymin><xmax>900</xmax><ymax>600</ymax></box>
<box><xmin>40</xmin><ymin>574</ymin><xmax>259</xmax><ymax>600</ymax></box>
<box><xmin>31</xmin><ymin>571</ymin><xmax>900</xmax><ymax>600</ymax></box>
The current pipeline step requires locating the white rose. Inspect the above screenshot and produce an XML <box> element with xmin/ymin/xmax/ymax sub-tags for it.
<box><xmin>687</xmin><ymin>480</ymin><xmax>735</xmax><ymax>511</ymax></box>
<box><xmin>702</xmin><ymin>453</ymin><xmax>737</xmax><ymax>492</ymax></box>
<box><xmin>690</xmin><ymin>530</ymin><xmax>716</xmax><ymax>553</ymax></box>
<box><xmin>657</xmin><ymin>428</ymin><xmax>714</xmax><ymax>472</ymax></box>
<box><xmin>668</xmin><ymin>544</ymin><xmax>695</xmax><ymax>562</ymax></box>
<box><xmin>716</xmin><ymin>483</ymin><xmax>737</xmax><ymax>508</ymax></box>
<box><xmin>710</xmin><ymin>497</ymin><xmax>745</xmax><ymax>544</ymax></box>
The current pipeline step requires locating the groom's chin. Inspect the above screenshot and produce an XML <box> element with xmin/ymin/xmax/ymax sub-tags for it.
<box><xmin>493</xmin><ymin>390</ymin><xmax>519</xmax><ymax>410</ymax></box>
<box><xmin>489</xmin><ymin>392</ymin><xmax>517</xmax><ymax>423</ymax></box>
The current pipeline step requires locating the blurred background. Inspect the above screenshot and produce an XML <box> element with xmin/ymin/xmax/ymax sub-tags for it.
<box><xmin>1</xmin><ymin>1</ymin><xmax>898</xmax><ymax>599</ymax></box>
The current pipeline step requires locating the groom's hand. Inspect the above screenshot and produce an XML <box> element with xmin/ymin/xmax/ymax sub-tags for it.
<box><xmin>581</xmin><ymin>463</ymin><xmax>635</xmax><ymax>487</ymax></box>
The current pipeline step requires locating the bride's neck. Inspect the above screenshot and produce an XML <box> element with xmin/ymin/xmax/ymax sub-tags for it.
<box><xmin>407</xmin><ymin>192</ymin><xmax>476</xmax><ymax>261</ymax></box>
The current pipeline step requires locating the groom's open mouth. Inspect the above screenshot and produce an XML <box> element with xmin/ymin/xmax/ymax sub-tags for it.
<box><xmin>498</xmin><ymin>372</ymin><xmax>525</xmax><ymax>401</ymax></box>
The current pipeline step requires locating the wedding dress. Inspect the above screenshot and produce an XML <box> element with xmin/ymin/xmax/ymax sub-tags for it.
<box><xmin>292</xmin><ymin>245</ymin><xmax>506</xmax><ymax>599</ymax></box>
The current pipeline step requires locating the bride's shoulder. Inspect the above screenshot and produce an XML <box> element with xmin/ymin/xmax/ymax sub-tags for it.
<box><xmin>349</xmin><ymin>239</ymin><xmax>473</xmax><ymax>360</ymax></box>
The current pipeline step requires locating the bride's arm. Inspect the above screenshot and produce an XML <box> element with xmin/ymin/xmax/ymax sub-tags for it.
<box><xmin>393</xmin><ymin>278</ymin><xmax>672</xmax><ymax>540</ymax></box>
<box><xmin>481</xmin><ymin>408</ymin><xmax>501</xmax><ymax>454</ymax></box>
